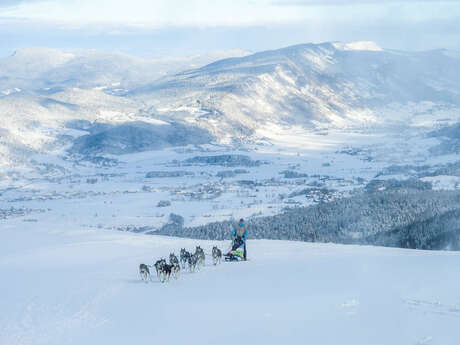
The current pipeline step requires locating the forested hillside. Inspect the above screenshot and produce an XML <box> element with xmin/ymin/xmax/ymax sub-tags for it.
<box><xmin>158</xmin><ymin>181</ymin><xmax>460</xmax><ymax>250</ymax></box>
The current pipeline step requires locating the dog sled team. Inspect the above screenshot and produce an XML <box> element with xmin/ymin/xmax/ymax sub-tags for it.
<box><xmin>138</xmin><ymin>245</ymin><xmax>220</xmax><ymax>283</ymax></box>
<box><xmin>139</xmin><ymin>218</ymin><xmax>249</xmax><ymax>283</ymax></box>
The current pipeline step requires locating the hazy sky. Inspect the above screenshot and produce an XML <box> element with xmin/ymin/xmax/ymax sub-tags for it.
<box><xmin>1</xmin><ymin>0</ymin><xmax>459</xmax><ymax>57</ymax></box>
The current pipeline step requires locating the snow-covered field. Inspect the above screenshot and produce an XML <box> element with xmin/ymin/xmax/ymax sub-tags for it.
<box><xmin>1</xmin><ymin>123</ymin><xmax>459</xmax><ymax>233</ymax></box>
<box><xmin>1</xmin><ymin>222</ymin><xmax>459</xmax><ymax>345</ymax></box>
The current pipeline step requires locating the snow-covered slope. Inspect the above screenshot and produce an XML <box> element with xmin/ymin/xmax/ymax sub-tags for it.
<box><xmin>1</xmin><ymin>223</ymin><xmax>459</xmax><ymax>345</ymax></box>
<box><xmin>132</xmin><ymin>42</ymin><xmax>460</xmax><ymax>140</ymax></box>
<box><xmin>0</xmin><ymin>48</ymin><xmax>253</xmax><ymax>164</ymax></box>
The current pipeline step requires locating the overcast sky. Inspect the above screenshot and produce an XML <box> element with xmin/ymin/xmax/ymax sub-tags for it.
<box><xmin>0</xmin><ymin>0</ymin><xmax>459</xmax><ymax>57</ymax></box>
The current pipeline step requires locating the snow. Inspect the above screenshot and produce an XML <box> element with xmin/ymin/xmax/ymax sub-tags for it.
<box><xmin>1</xmin><ymin>223</ymin><xmax>459</xmax><ymax>345</ymax></box>
<box><xmin>1</xmin><ymin>41</ymin><xmax>460</xmax><ymax>343</ymax></box>
<box><xmin>332</xmin><ymin>41</ymin><xmax>383</xmax><ymax>51</ymax></box>
<box><xmin>421</xmin><ymin>175</ymin><xmax>460</xmax><ymax>190</ymax></box>
<box><xmin>0</xmin><ymin>119</ymin><xmax>456</xmax><ymax>232</ymax></box>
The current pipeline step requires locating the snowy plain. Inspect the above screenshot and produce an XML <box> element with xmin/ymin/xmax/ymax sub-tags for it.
<box><xmin>1</xmin><ymin>222</ymin><xmax>459</xmax><ymax>345</ymax></box>
<box><xmin>2</xmin><ymin>122</ymin><xmax>458</xmax><ymax>232</ymax></box>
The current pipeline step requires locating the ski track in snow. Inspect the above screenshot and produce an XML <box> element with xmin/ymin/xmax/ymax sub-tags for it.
<box><xmin>404</xmin><ymin>299</ymin><xmax>460</xmax><ymax>317</ymax></box>
<box><xmin>415</xmin><ymin>336</ymin><xmax>434</xmax><ymax>345</ymax></box>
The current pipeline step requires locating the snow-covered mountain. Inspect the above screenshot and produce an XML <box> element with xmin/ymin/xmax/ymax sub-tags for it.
<box><xmin>0</xmin><ymin>47</ymin><xmax>251</xmax><ymax>91</ymax></box>
<box><xmin>131</xmin><ymin>41</ymin><xmax>460</xmax><ymax>141</ymax></box>
<box><xmin>2</xmin><ymin>41</ymin><xmax>460</xmax><ymax>164</ymax></box>
<box><xmin>0</xmin><ymin>48</ymin><xmax>251</xmax><ymax>164</ymax></box>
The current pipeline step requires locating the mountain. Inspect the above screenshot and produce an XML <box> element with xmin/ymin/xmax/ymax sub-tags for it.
<box><xmin>70</xmin><ymin>121</ymin><xmax>212</xmax><ymax>156</ymax></box>
<box><xmin>2</xmin><ymin>41</ymin><xmax>460</xmax><ymax>165</ymax></box>
<box><xmin>131</xmin><ymin>41</ymin><xmax>460</xmax><ymax>140</ymax></box>
<box><xmin>0</xmin><ymin>48</ymin><xmax>250</xmax><ymax>164</ymax></box>
<box><xmin>0</xmin><ymin>48</ymin><xmax>251</xmax><ymax>92</ymax></box>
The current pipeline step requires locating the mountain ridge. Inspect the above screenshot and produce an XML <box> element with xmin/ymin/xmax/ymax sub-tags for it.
<box><xmin>130</xmin><ymin>41</ymin><xmax>460</xmax><ymax>141</ymax></box>
<box><xmin>2</xmin><ymin>41</ymin><xmax>460</xmax><ymax>164</ymax></box>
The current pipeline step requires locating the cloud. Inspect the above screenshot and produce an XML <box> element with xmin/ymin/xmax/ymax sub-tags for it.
<box><xmin>0</xmin><ymin>0</ymin><xmax>316</xmax><ymax>28</ymax></box>
<box><xmin>273</xmin><ymin>0</ymin><xmax>460</xmax><ymax>5</ymax></box>
<box><xmin>0</xmin><ymin>0</ymin><xmax>45</xmax><ymax>8</ymax></box>
<box><xmin>0</xmin><ymin>0</ymin><xmax>459</xmax><ymax>57</ymax></box>
<box><xmin>0</xmin><ymin>0</ymin><xmax>25</xmax><ymax>6</ymax></box>
<box><xmin>1</xmin><ymin>7</ymin><xmax>460</xmax><ymax>59</ymax></box>
<box><xmin>2</xmin><ymin>0</ymin><xmax>459</xmax><ymax>29</ymax></box>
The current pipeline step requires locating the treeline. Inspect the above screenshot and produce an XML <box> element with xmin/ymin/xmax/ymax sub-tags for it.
<box><xmin>368</xmin><ymin>208</ymin><xmax>460</xmax><ymax>250</ymax></box>
<box><xmin>157</xmin><ymin>183</ymin><xmax>460</xmax><ymax>250</ymax></box>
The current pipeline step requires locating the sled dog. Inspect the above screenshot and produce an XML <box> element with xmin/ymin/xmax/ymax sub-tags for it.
<box><xmin>170</xmin><ymin>253</ymin><xmax>180</xmax><ymax>267</ymax></box>
<box><xmin>195</xmin><ymin>246</ymin><xmax>205</xmax><ymax>269</ymax></box>
<box><xmin>212</xmin><ymin>246</ymin><xmax>222</xmax><ymax>265</ymax></box>
<box><xmin>180</xmin><ymin>248</ymin><xmax>190</xmax><ymax>269</ymax></box>
<box><xmin>188</xmin><ymin>253</ymin><xmax>198</xmax><ymax>272</ymax></box>
<box><xmin>154</xmin><ymin>259</ymin><xmax>166</xmax><ymax>279</ymax></box>
<box><xmin>160</xmin><ymin>263</ymin><xmax>180</xmax><ymax>282</ymax></box>
<box><xmin>171</xmin><ymin>263</ymin><xmax>180</xmax><ymax>279</ymax></box>
<box><xmin>139</xmin><ymin>263</ymin><xmax>151</xmax><ymax>282</ymax></box>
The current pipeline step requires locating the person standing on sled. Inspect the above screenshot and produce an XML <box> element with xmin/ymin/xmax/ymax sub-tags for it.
<box><xmin>231</xmin><ymin>218</ymin><xmax>248</xmax><ymax>260</ymax></box>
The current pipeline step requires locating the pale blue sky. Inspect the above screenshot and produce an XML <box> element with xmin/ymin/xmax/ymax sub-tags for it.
<box><xmin>1</xmin><ymin>0</ymin><xmax>459</xmax><ymax>57</ymax></box>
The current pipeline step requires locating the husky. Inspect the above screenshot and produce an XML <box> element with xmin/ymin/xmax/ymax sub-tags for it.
<box><xmin>160</xmin><ymin>263</ymin><xmax>181</xmax><ymax>282</ymax></box>
<box><xmin>195</xmin><ymin>246</ymin><xmax>205</xmax><ymax>269</ymax></box>
<box><xmin>212</xmin><ymin>246</ymin><xmax>222</xmax><ymax>265</ymax></box>
<box><xmin>171</xmin><ymin>263</ymin><xmax>180</xmax><ymax>280</ymax></box>
<box><xmin>170</xmin><ymin>253</ymin><xmax>180</xmax><ymax>267</ymax></box>
<box><xmin>188</xmin><ymin>253</ymin><xmax>198</xmax><ymax>272</ymax></box>
<box><xmin>169</xmin><ymin>253</ymin><xmax>180</xmax><ymax>279</ymax></box>
<box><xmin>160</xmin><ymin>263</ymin><xmax>173</xmax><ymax>282</ymax></box>
<box><xmin>139</xmin><ymin>263</ymin><xmax>151</xmax><ymax>282</ymax></box>
<box><xmin>154</xmin><ymin>259</ymin><xmax>166</xmax><ymax>280</ymax></box>
<box><xmin>179</xmin><ymin>248</ymin><xmax>189</xmax><ymax>269</ymax></box>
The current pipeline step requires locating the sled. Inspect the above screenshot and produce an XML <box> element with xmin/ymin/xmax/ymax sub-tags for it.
<box><xmin>224</xmin><ymin>237</ymin><xmax>247</xmax><ymax>262</ymax></box>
